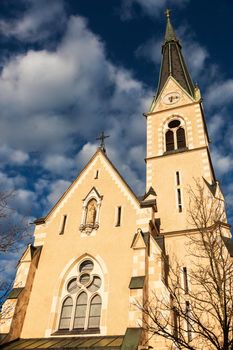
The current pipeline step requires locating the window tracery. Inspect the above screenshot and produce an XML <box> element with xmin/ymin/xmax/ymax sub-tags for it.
<box><xmin>58</xmin><ymin>259</ymin><xmax>102</xmax><ymax>333</ymax></box>
<box><xmin>164</xmin><ymin>117</ymin><xmax>187</xmax><ymax>152</ymax></box>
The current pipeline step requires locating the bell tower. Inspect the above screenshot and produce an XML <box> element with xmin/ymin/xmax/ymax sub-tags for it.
<box><xmin>144</xmin><ymin>10</ymin><xmax>217</xmax><ymax>233</ymax></box>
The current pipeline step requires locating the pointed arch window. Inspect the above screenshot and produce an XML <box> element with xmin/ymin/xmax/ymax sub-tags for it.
<box><xmin>74</xmin><ymin>292</ymin><xmax>87</xmax><ymax>330</ymax></box>
<box><xmin>165</xmin><ymin>130</ymin><xmax>175</xmax><ymax>151</ymax></box>
<box><xmin>58</xmin><ymin>259</ymin><xmax>102</xmax><ymax>334</ymax></box>
<box><xmin>88</xmin><ymin>295</ymin><xmax>102</xmax><ymax>329</ymax></box>
<box><xmin>165</xmin><ymin>119</ymin><xmax>187</xmax><ymax>152</ymax></box>
<box><xmin>177</xmin><ymin>127</ymin><xmax>186</xmax><ymax>149</ymax></box>
<box><xmin>59</xmin><ymin>297</ymin><xmax>73</xmax><ymax>330</ymax></box>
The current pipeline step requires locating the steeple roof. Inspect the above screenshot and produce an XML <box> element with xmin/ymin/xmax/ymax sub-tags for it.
<box><xmin>156</xmin><ymin>10</ymin><xmax>195</xmax><ymax>99</ymax></box>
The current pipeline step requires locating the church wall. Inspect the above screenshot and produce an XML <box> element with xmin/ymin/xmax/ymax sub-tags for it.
<box><xmin>148</xmin><ymin>148</ymin><xmax>212</xmax><ymax>233</ymax></box>
<box><xmin>21</xmin><ymin>155</ymin><xmax>141</xmax><ymax>338</ymax></box>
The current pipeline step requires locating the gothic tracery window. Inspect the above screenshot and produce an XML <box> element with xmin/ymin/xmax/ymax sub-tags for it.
<box><xmin>165</xmin><ymin>119</ymin><xmax>187</xmax><ymax>152</ymax></box>
<box><xmin>58</xmin><ymin>259</ymin><xmax>102</xmax><ymax>333</ymax></box>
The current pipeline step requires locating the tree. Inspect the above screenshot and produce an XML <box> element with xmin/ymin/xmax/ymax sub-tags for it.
<box><xmin>137</xmin><ymin>180</ymin><xmax>233</xmax><ymax>350</ymax></box>
<box><xmin>0</xmin><ymin>190</ymin><xmax>29</xmax><ymax>309</ymax></box>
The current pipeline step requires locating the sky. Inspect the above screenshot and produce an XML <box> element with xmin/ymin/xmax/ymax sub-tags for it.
<box><xmin>0</xmin><ymin>0</ymin><xmax>233</xmax><ymax>283</ymax></box>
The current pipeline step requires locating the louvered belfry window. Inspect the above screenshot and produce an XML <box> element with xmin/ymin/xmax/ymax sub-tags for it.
<box><xmin>59</xmin><ymin>259</ymin><xmax>102</xmax><ymax>333</ymax></box>
<box><xmin>165</xmin><ymin>119</ymin><xmax>187</xmax><ymax>152</ymax></box>
<box><xmin>177</xmin><ymin>127</ymin><xmax>186</xmax><ymax>149</ymax></box>
<box><xmin>166</xmin><ymin>130</ymin><xmax>175</xmax><ymax>151</ymax></box>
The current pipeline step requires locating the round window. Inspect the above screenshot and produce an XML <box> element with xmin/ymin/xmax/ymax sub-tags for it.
<box><xmin>168</xmin><ymin>120</ymin><xmax>181</xmax><ymax>128</ymax></box>
<box><xmin>79</xmin><ymin>273</ymin><xmax>91</xmax><ymax>285</ymax></box>
<box><xmin>67</xmin><ymin>278</ymin><xmax>79</xmax><ymax>294</ymax></box>
<box><xmin>79</xmin><ymin>260</ymin><xmax>94</xmax><ymax>273</ymax></box>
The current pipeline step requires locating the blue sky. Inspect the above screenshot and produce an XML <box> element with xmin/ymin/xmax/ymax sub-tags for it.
<box><xmin>0</xmin><ymin>0</ymin><xmax>233</xmax><ymax>281</ymax></box>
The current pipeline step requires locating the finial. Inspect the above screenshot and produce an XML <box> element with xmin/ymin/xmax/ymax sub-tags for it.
<box><xmin>96</xmin><ymin>131</ymin><xmax>110</xmax><ymax>153</ymax></box>
<box><xmin>165</xmin><ymin>8</ymin><xmax>171</xmax><ymax>19</ymax></box>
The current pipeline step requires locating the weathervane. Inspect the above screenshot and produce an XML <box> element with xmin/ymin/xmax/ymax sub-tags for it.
<box><xmin>96</xmin><ymin>131</ymin><xmax>110</xmax><ymax>153</ymax></box>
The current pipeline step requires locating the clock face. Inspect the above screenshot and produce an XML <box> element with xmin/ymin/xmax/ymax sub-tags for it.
<box><xmin>163</xmin><ymin>92</ymin><xmax>181</xmax><ymax>105</ymax></box>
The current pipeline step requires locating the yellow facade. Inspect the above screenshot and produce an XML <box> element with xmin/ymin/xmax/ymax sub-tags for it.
<box><xmin>0</xmin><ymin>12</ymin><xmax>232</xmax><ymax>350</ymax></box>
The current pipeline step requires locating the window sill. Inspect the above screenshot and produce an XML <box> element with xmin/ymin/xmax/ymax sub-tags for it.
<box><xmin>164</xmin><ymin>147</ymin><xmax>188</xmax><ymax>155</ymax></box>
<box><xmin>53</xmin><ymin>328</ymin><xmax>100</xmax><ymax>336</ymax></box>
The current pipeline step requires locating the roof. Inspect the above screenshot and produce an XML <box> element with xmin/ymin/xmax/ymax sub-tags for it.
<box><xmin>0</xmin><ymin>336</ymin><xmax>124</xmax><ymax>350</ymax></box>
<box><xmin>129</xmin><ymin>276</ymin><xmax>145</xmax><ymax>289</ymax></box>
<box><xmin>222</xmin><ymin>237</ymin><xmax>233</xmax><ymax>257</ymax></box>
<box><xmin>0</xmin><ymin>328</ymin><xmax>142</xmax><ymax>350</ymax></box>
<box><xmin>203</xmin><ymin>177</ymin><xmax>217</xmax><ymax>197</ymax></box>
<box><xmin>7</xmin><ymin>287</ymin><xmax>24</xmax><ymax>299</ymax></box>
<box><xmin>156</xmin><ymin>12</ymin><xmax>195</xmax><ymax>99</ymax></box>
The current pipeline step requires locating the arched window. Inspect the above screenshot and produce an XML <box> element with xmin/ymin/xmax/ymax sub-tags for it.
<box><xmin>165</xmin><ymin>119</ymin><xmax>187</xmax><ymax>152</ymax></box>
<box><xmin>59</xmin><ymin>297</ymin><xmax>73</xmax><ymax>330</ymax></box>
<box><xmin>58</xmin><ymin>259</ymin><xmax>102</xmax><ymax>333</ymax></box>
<box><xmin>166</xmin><ymin>130</ymin><xmax>175</xmax><ymax>151</ymax></box>
<box><xmin>74</xmin><ymin>292</ymin><xmax>87</xmax><ymax>330</ymax></box>
<box><xmin>88</xmin><ymin>295</ymin><xmax>102</xmax><ymax>329</ymax></box>
<box><xmin>177</xmin><ymin>127</ymin><xmax>186</xmax><ymax>149</ymax></box>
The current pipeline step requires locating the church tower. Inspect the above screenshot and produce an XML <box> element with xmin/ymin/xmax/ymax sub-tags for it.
<box><xmin>145</xmin><ymin>10</ymin><xmax>217</xmax><ymax>233</ymax></box>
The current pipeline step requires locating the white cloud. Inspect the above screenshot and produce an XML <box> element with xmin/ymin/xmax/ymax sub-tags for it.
<box><xmin>9</xmin><ymin>189</ymin><xmax>38</xmax><ymax>215</ymax></box>
<box><xmin>208</xmin><ymin>114</ymin><xmax>225</xmax><ymax>141</ymax></box>
<box><xmin>0</xmin><ymin>171</ymin><xmax>26</xmax><ymax>191</ymax></box>
<box><xmin>43</xmin><ymin>155</ymin><xmax>75</xmax><ymax>175</ymax></box>
<box><xmin>47</xmin><ymin>179</ymin><xmax>71</xmax><ymax>208</ymax></box>
<box><xmin>212</xmin><ymin>149</ymin><xmax>233</xmax><ymax>176</ymax></box>
<box><xmin>0</xmin><ymin>144</ymin><xmax>29</xmax><ymax>166</ymax></box>
<box><xmin>0</xmin><ymin>14</ymin><xmax>151</xmax><ymax>194</ymax></box>
<box><xmin>206</xmin><ymin>80</ymin><xmax>233</xmax><ymax>109</ymax></box>
<box><xmin>136</xmin><ymin>38</ymin><xmax>162</xmax><ymax>65</ymax></box>
<box><xmin>75</xmin><ymin>143</ymin><xmax>98</xmax><ymax>169</ymax></box>
<box><xmin>0</xmin><ymin>0</ymin><xmax>66</xmax><ymax>42</ymax></box>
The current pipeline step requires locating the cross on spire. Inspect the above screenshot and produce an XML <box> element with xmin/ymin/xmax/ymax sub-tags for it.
<box><xmin>96</xmin><ymin>131</ymin><xmax>110</xmax><ymax>153</ymax></box>
<box><xmin>165</xmin><ymin>8</ymin><xmax>171</xmax><ymax>18</ymax></box>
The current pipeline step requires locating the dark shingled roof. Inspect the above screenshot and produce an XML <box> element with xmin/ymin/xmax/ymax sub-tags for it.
<box><xmin>222</xmin><ymin>237</ymin><xmax>233</xmax><ymax>257</ymax></box>
<box><xmin>129</xmin><ymin>276</ymin><xmax>145</xmax><ymax>289</ymax></box>
<box><xmin>156</xmin><ymin>12</ymin><xmax>195</xmax><ymax>99</ymax></box>
<box><xmin>7</xmin><ymin>287</ymin><xmax>24</xmax><ymax>299</ymax></box>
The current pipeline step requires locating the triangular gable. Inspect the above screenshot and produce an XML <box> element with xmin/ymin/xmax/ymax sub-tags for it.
<box><xmin>203</xmin><ymin>178</ymin><xmax>224</xmax><ymax>201</ymax></box>
<box><xmin>131</xmin><ymin>229</ymin><xmax>147</xmax><ymax>249</ymax></box>
<box><xmin>40</xmin><ymin>148</ymin><xmax>140</xmax><ymax>223</ymax></box>
<box><xmin>148</xmin><ymin>76</ymin><xmax>196</xmax><ymax>114</ymax></box>
<box><xmin>203</xmin><ymin>177</ymin><xmax>217</xmax><ymax>197</ymax></box>
<box><xmin>141</xmin><ymin>186</ymin><xmax>157</xmax><ymax>201</ymax></box>
<box><xmin>18</xmin><ymin>244</ymin><xmax>34</xmax><ymax>265</ymax></box>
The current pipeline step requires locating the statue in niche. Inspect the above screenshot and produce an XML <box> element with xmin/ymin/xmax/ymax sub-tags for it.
<box><xmin>86</xmin><ymin>199</ymin><xmax>97</xmax><ymax>226</ymax></box>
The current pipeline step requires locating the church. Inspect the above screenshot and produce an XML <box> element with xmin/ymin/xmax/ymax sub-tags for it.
<box><xmin>0</xmin><ymin>11</ymin><xmax>232</xmax><ymax>350</ymax></box>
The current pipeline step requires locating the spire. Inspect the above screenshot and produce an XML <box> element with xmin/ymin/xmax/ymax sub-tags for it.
<box><xmin>164</xmin><ymin>9</ymin><xmax>177</xmax><ymax>43</ymax></box>
<box><xmin>156</xmin><ymin>10</ymin><xmax>195</xmax><ymax>99</ymax></box>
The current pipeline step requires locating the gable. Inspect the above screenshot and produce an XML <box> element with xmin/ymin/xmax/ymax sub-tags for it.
<box><xmin>149</xmin><ymin>76</ymin><xmax>195</xmax><ymax>114</ymax></box>
<box><xmin>43</xmin><ymin>149</ymin><xmax>140</xmax><ymax>224</ymax></box>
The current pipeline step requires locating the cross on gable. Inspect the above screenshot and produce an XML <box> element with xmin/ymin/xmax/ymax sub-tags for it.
<box><xmin>96</xmin><ymin>131</ymin><xmax>110</xmax><ymax>153</ymax></box>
